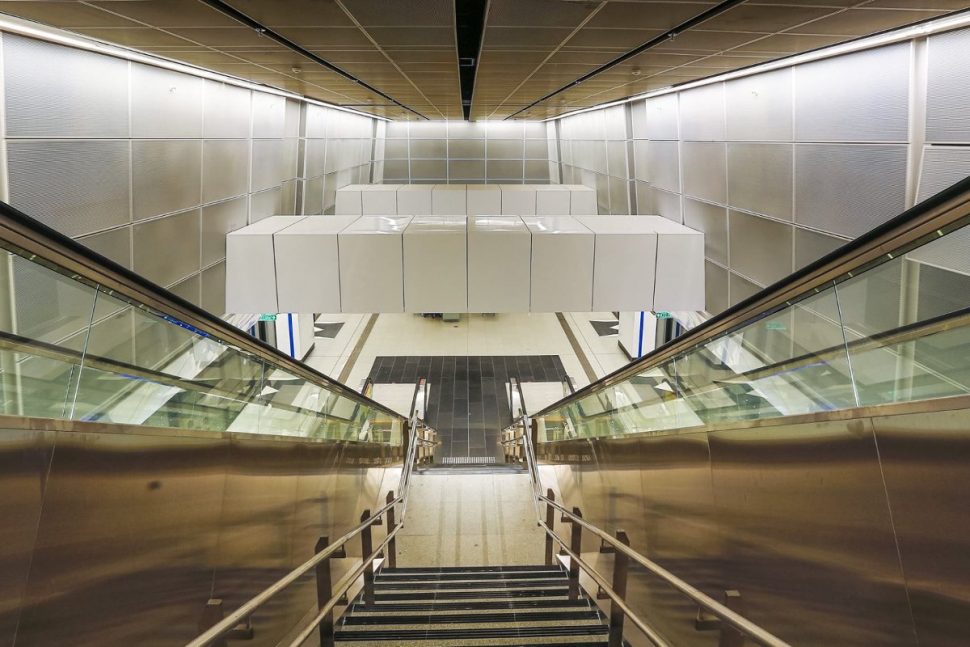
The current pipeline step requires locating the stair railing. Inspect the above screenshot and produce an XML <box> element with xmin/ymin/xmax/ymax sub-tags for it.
<box><xmin>507</xmin><ymin>417</ymin><xmax>792</xmax><ymax>647</ymax></box>
<box><xmin>186</xmin><ymin>420</ymin><xmax>437</xmax><ymax>647</ymax></box>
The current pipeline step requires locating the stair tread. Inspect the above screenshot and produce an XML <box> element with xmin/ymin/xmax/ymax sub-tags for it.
<box><xmin>334</xmin><ymin>624</ymin><xmax>610</xmax><ymax>640</ymax></box>
<box><xmin>371</xmin><ymin>588</ymin><xmax>571</xmax><ymax>601</ymax></box>
<box><xmin>381</xmin><ymin>565</ymin><xmax>558</xmax><ymax>573</ymax></box>
<box><xmin>377</xmin><ymin>570</ymin><xmax>565</xmax><ymax>581</ymax></box>
<box><xmin>375</xmin><ymin>579</ymin><xmax>566</xmax><ymax>590</ymax></box>
<box><xmin>350</xmin><ymin>599</ymin><xmax>594</xmax><ymax>613</ymax></box>
<box><xmin>341</xmin><ymin>610</ymin><xmax>603</xmax><ymax>625</ymax></box>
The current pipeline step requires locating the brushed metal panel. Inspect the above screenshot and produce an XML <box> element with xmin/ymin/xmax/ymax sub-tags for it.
<box><xmin>684</xmin><ymin>199</ymin><xmax>728</xmax><ymax>266</ymax></box>
<box><xmin>525</xmin><ymin>160</ymin><xmax>550</xmax><ymax>181</ymax></box>
<box><xmin>203</xmin><ymin>80</ymin><xmax>251</xmax><ymax>139</ymax></box>
<box><xmin>488</xmin><ymin>139</ymin><xmax>524</xmax><ymax>160</ymax></box>
<box><xmin>795</xmin><ymin>43</ymin><xmax>910</xmax><ymax>142</ymax></box>
<box><xmin>410</xmin><ymin>121</ymin><xmax>448</xmax><ymax>139</ymax></box>
<box><xmin>3</xmin><ymin>33</ymin><xmax>128</xmax><ymax>138</ymax></box>
<box><xmin>409</xmin><ymin>139</ymin><xmax>447</xmax><ymax>159</ymax></box>
<box><xmin>15</xmin><ymin>431</ymin><xmax>227</xmax><ymax>646</ymax></box>
<box><xmin>6</xmin><ymin>140</ymin><xmax>131</xmax><ymax>237</ymax></box>
<box><xmin>794</xmin><ymin>144</ymin><xmax>907</xmax><ymax>237</ymax></box>
<box><xmin>385</xmin><ymin>121</ymin><xmax>410</xmax><ymax>139</ymax></box>
<box><xmin>203</xmin><ymin>140</ymin><xmax>250</xmax><ymax>203</ymax></box>
<box><xmin>917</xmin><ymin>145</ymin><xmax>970</xmax><ymax>201</ymax></box>
<box><xmin>524</xmin><ymin>139</ymin><xmax>548</xmax><ymax>159</ymax></box>
<box><xmin>926</xmin><ymin>26</ymin><xmax>970</xmax><ymax>143</ymax></box>
<box><xmin>447</xmin><ymin>120</ymin><xmax>486</xmax><ymax>138</ymax></box>
<box><xmin>631</xmin><ymin>99</ymin><xmax>648</xmax><ymax>140</ymax></box>
<box><xmin>282</xmin><ymin>179</ymin><xmax>297</xmax><ymax>214</ymax></box>
<box><xmin>729</xmin><ymin>271</ymin><xmax>762</xmax><ymax>306</ymax></box>
<box><xmin>303</xmin><ymin>176</ymin><xmax>324</xmax><ymax>215</ymax></box>
<box><xmin>446</xmin><ymin>159</ymin><xmax>483</xmax><ymax>182</ymax></box>
<box><xmin>603</xmin><ymin>105</ymin><xmax>628</xmax><ymax>141</ymax></box>
<box><xmin>132</xmin><ymin>140</ymin><xmax>202</xmax><ymax>221</ymax></box>
<box><xmin>383</xmin><ymin>160</ymin><xmax>410</xmax><ymax>182</ymax></box>
<box><xmin>250</xmin><ymin>187</ymin><xmax>282</xmax><ymax>223</ymax></box>
<box><xmin>169</xmin><ymin>273</ymin><xmax>201</xmax><ymax>306</ymax></box>
<box><xmin>706</xmin><ymin>260</ymin><xmax>730</xmax><ymax>314</ymax></box>
<box><xmin>284</xmin><ymin>99</ymin><xmax>301</xmax><ymax>139</ymax></box>
<box><xmin>646</xmin><ymin>141</ymin><xmax>680</xmax><ymax>193</ymax></box>
<box><xmin>635</xmin><ymin>181</ymin><xmax>652</xmax><ymax>214</ymax></box>
<box><xmin>252</xmin><ymin>92</ymin><xmax>286</xmax><ymax>139</ymax></box>
<box><xmin>633</xmin><ymin>140</ymin><xmax>649</xmax><ymax>182</ymax></box>
<box><xmin>708</xmin><ymin>419</ymin><xmax>916</xmax><ymax>645</ymax></box>
<box><xmin>487</xmin><ymin>121</ymin><xmax>523</xmax><ymax>139</ymax></box>
<box><xmin>727</xmin><ymin>143</ymin><xmax>793</xmax><ymax>221</ymax></box>
<box><xmin>595</xmin><ymin>173</ymin><xmax>610</xmax><ymax>214</ymax></box>
<box><xmin>871</xmin><ymin>408</ymin><xmax>970</xmax><ymax>646</ymax></box>
<box><xmin>448</xmin><ymin>138</ymin><xmax>484</xmax><ymax>158</ymax></box>
<box><xmin>644</xmin><ymin>93</ymin><xmax>679</xmax><ymax>140</ymax></box>
<box><xmin>410</xmin><ymin>159</ymin><xmax>447</xmax><ymax>180</ymax></box>
<box><xmin>486</xmin><ymin>160</ymin><xmax>524</xmax><ymax>181</ymax></box>
<box><xmin>729</xmin><ymin>210</ymin><xmax>792</xmax><ymax>286</ymax></box>
<box><xmin>384</xmin><ymin>138</ymin><xmax>409</xmax><ymax>160</ymax></box>
<box><xmin>680</xmin><ymin>83</ymin><xmax>725</xmax><ymax>142</ymax></box>
<box><xmin>306</xmin><ymin>105</ymin><xmax>329</xmax><ymax>139</ymax></box>
<box><xmin>305</xmin><ymin>139</ymin><xmax>328</xmax><ymax>178</ymax></box>
<box><xmin>133</xmin><ymin>210</ymin><xmax>201</xmax><ymax>287</ymax></box>
<box><xmin>607</xmin><ymin>141</ymin><xmax>627</xmax><ymax>179</ymax></box>
<box><xmin>131</xmin><ymin>63</ymin><xmax>204</xmax><ymax>138</ymax></box>
<box><xmin>201</xmin><ymin>261</ymin><xmax>227</xmax><ymax>315</ymax></box>
<box><xmin>653</xmin><ymin>187</ymin><xmax>683</xmax><ymax>223</ymax></box>
<box><xmin>725</xmin><ymin>68</ymin><xmax>793</xmax><ymax>142</ymax></box>
<box><xmin>252</xmin><ymin>139</ymin><xmax>297</xmax><ymax>193</ymax></box>
<box><xmin>0</xmin><ymin>428</ymin><xmax>54</xmax><ymax>647</ymax></box>
<box><xmin>794</xmin><ymin>227</ymin><xmax>849</xmax><ymax>270</ymax></box>
<box><xmin>609</xmin><ymin>177</ymin><xmax>629</xmax><ymax>214</ymax></box>
<box><xmin>78</xmin><ymin>226</ymin><xmax>132</xmax><ymax>270</ymax></box>
<box><xmin>524</xmin><ymin>121</ymin><xmax>547</xmax><ymax>139</ymax></box>
<box><xmin>682</xmin><ymin>142</ymin><xmax>726</xmax><ymax>204</ymax></box>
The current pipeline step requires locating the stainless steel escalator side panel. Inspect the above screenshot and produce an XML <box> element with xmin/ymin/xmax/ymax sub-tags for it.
<box><xmin>872</xmin><ymin>407</ymin><xmax>970</xmax><ymax>647</ymax></box>
<box><xmin>0</xmin><ymin>428</ymin><xmax>54</xmax><ymax>647</ymax></box>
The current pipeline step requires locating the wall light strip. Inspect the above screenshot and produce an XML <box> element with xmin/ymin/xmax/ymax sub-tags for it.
<box><xmin>0</xmin><ymin>12</ymin><xmax>391</xmax><ymax>122</ymax></box>
<box><xmin>542</xmin><ymin>9</ymin><xmax>970</xmax><ymax>122</ymax></box>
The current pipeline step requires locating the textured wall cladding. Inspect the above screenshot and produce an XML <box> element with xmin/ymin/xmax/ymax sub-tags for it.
<box><xmin>633</xmin><ymin>140</ymin><xmax>649</xmax><ymax>181</ymax></box>
<box><xmin>78</xmin><ymin>227</ymin><xmax>132</xmax><ymax>270</ymax></box>
<box><xmin>7</xmin><ymin>140</ymin><xmax>130</xmax><ymax>237</ymax></box>
<box><xmin>643</xmin><ymin>94</ymin><xmax>679</xmax><ymax>140</ymax></box>
<box><xmin>926</xmin><ymin>27</ymin><xmax>970</xmax><ymax>143</ymax></box>
<box><xmin>201</xmin><ymin>197</ymin><xmax>248</xmax><ymax>266</ymax></box>
<box><xmin>132</xmin><ymin>209</ymin><xmax>201</xmax><ymax>287</ymax></box>
<box><xmin>653</xmin><ymin>188</ymin><xmax>683</xmax><ymax>223</ymax></box>
<box><xmin>725</xmin><ymin>68</ymin><xmax>793</xmax><ymax>142</ymax></box>
<box><xmin>607</xmin><ymin>141</ymin><xmax>627</xmax><ymax>178</ymax></box>
<box><xmin>253</xmin><ymin>93</ymin><xmax>287</xmax><ymax>138</ymax></box>
<box><xmin>251</xmin><ymin>139</ymin><xmax>298</xmax><ymax>192</ymax></box>
<box><xmin>727</xmin><ymin>143</ymin><xmax>793</xmax><ymax>221</ymax></box>
<box><xmin>794</xmin><ymin>144</ymin><xmax>908</xmax><ymax>237</ymax></box>
<box><xmin>203</xmin><ymin>81</ymin><xmax>251</xmax><ymax>139</ymax></box>
<box><xmin>203</xmin><ymin>140</ymin><xmax>250</xmax><ymax>203</ymax></box>
<box><xmin>795</xmin><ymin>44</ymin><xmax>910</xmax><ymax>142</ymax></box>
<box><xmin>131</xmin><ymin>64</ymin><xmax>204</xmax><ymax>138</ymax></box>
<box><xmin>305</xmin><ymin>139</ymin><xmax>328</xmax><ymax>177</ymax></box>
<box><xmin>682</xmin><ymin>142</ymin><xmax>726</xmax><ymax>204</ymax></box>
<box><xmin>917</xmin><ymin>146</ymin><xmax>970</xmax><ymax>201</ymax></box>
<box><xmin>795</xmin><ymin>227</ymin><xmax>849</xmax><ymax>270</ymax></box>
<box><xmin>449</xmin><ymin>160</ymin><xmax>485</xmax><ymax>180</ymax></box>
<box><xmin>679</xmin><ymin>83</ymin><xmax>726</xmax><ymax>141</ymax></box>
<box><xmin>646</xmin><ymin>141</ymin><xmax>681</xmax><ymax>193</ymax></box>
<box><xmin>132</xmin><ymin>140</ymin><xmax>202</xmax><ymax>221</ymax></box>
<box><xmin>729</xmin><ymin>210</ymin><xmax>793</xmax><ymax>286</ymax></box>
<box><xmin>729</xmin><ymin>271</ymin><xmax>763</xmax><ymax>305</ymax></box>
<box><xmin>3</xmin><ymin>33</ymin><xmax>129</xmax><ymax>138</ymax></box>
<box><xmin>251</xmin><ymin>187</ymin><xmax>282</xmax><ymax>222</ymax></box>
<box><xmin>202</xmin><ymin>262</ymin><xmax>227</xmax><ymax>315</ymax></box>
<box><xmin>684</xmin><ymin>198</ymin><xmax>728</xmax><ymax>266</ymax></box>
<box><xmin>706</xmin><ymin>261</ymin><xmax>730</xmax><ymax>314</ymax></box>
<box><xmin>169</xmin><ymin>273</ymin><xmax>201</xmax><ymax>306</ymax></box>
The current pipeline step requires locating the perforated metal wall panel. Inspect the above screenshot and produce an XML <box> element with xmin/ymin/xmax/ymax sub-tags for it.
<box><xmin>684</xmin><ymin>198</ymin><xmax>728</xmax><ymax>266</ymax></box>
<box><xmin>251</xmin><ymin>139</ymin><xmax>296</xmax><ymax>192</ymax></box>
<box><xmin>449</xmin><ymin>139</ymin><xmax>485</xmax><ymax>158</ymax></box>
<box><xmin>653</xmin><ymin>188</ymin><xmax>682</xmax><ymax>223</ymax></box>
<box><xmin>727</xmin><ymin>143</ymin><xmax>793</xmax><ymax>220</ymax></box>
<box><xmin>794</xmin><ymin>144</ymin><xmax>907</xmax><ymax>237</ymax></box>
<box><xmin>729</xmin><ymin>271</ymin><xmax>763</xmax><ymax>306</ymax></box>
<box><xmin>635</xmin><ymin>181</ymin><xmax>652</xmax><ymax>214</ymax></box>
<box><xmin>131</xmin><ymin>64</ymin><xmax>204</xmax><ymax>138</ymax></box>
<box><xmin>525</xmin><ymin>139</ymin><xmax>547</xmax><ymax>159</ymax></box>
<box><xmin>304</xmin><ymin>176</ymin><xmax>324</xmax><ymax>214</ymax></box>
<box><xmin>706</xmin><ymin>261</ymin><xmax>729</xmax><ymax>314</ymax></box>
<box><xmin>250</xmin><ymin>187</ymin><xmax>282</xmax><ymax>222</ymax></box>
<box><xmin>794</xmin><ymin>227</ymin><xmax>849</xmax><ymax>270</ymax></box>
<box><xmin>633</xmin><ymin>140</ymin><xmax>649</xmax><ymax>181</ymax></box>
<box><xmin>645</xmin><ymin>94</ymin><xmax>680</xmax><ymax>140</ymax></box>
<box><xmin>383</xmin><ymin>160</ymin><xmax>410</xmax><ymax>181</ymax></box>
<box><xmin>607</xmin><ymin>141</ymin><xmax>627</xmax><ymax>179</ymax></box>
<box><xmin>385</xmin><ymin>121</ymin><xmax>410</xmax><ymax>139</ymax></box>
<box><xmin>282</xmin><ymin>179</ymin><xmax>298</xmax><ymax>214</ymax></box>
<box><xmin>203</xmin><ymin>81</ymin><xmax>251</xmax><ymax>139</ymax></box>
<box><xmin>926</xmin><ymin>27</ymin><xmax>970</xmax><ymax>143</ymax></box>
<box><xmin>132</xmin><ymin>140</ymin><xmax>202</xmax><ymax>221</ymax></box>
<box><xmin>725</xmin><ymin>68</ymin><xmax>793</xmax><ymax>142</ymax></box>
<box><xmin>449</xmin><ymin>160</ymin><xmax>485</xmax><ymax>180</ymax></box>
<box><xmin>3</xmin><ymin>33</ymin><xmax>129</xmax><ymax>138</ymax></box>
<box><xmin>795</xmin><ymin>44</ymin><xmax>910</xmax><ymax>142</ymax></box>
<box><xmin>907</xmin><ymin>227</ymin><xmax>970</xmax><ymax>277</ymax></box>
<box><xmin>487</xmin><ymin>121</ymin><xmax>523</xmax><ymax>138</ymax></box>
<box><xmin>730</xmin><ymin>210</ymin><xmax>793</xmax><ymax>286</ymax></box>
<box><xmin>525</xmin><ymin>160</ymin><xmax>551</xmax><ymax>181</ymax></box>
<box><xmin>133</xmin><ymin>210</ymin><xmax>200</xmax><ymax>287</ymax></box>
<box><xmin>201</xmin><ymin>197</ymin><xmax>247</xmax><ymax>266</ymax></box>
<box><xmin>412</xmin><ymin>159</ymin><xmax>447</xmax><ymax>179</ymax></box>
<box><xmin>168</xmin><ymin>273</ymin><xmax>201</xmax><ymax>306</ymax></box>
<box><xmin>253</xmin><ymin>93</ymin><xmax>286</xmax><ymax>138</ymax></box>
<box><xmin>202</xmin><ymin>261</ymin><xmax>227</xmax><ymax>315</ymax></box>
<box><xmin>284</xmin><ymin>99</ymin><xmax>302</xmax><ymax>138</ymax></box>
<box><xmin>78</xmin><ymin>227</ymin><xmax>132</xmax><ymax>270</ymax></box>
<box><xmin>630</xmin><ymin>100</ymin><xmax>648</xmax><ymax>140</ymax></box>
<box><xmin>489</xmin><ymin>139</ymin><xmax>524</xmax><ymax>159</ymax></box>
<box><xmin>679</xmin><ymin>83</ymin><xmax>725</xmax><ymax>142</ymax></box>
<box><xmin>682</xmin><ymin>142</ymin><xmax>726</xmax><ymax>204</ymax></box>
<box><xmin>410</xmin><ymin>139</ymin><xmax>447</xmax><ymax>158</ymax></box>
<box><xmin>7</xmin><ymin>140</ymin><xmax>130</xmax><ymax>237</ymax></box>
<box><xmin>917</xmin><ymin>146</ymin><xmax>970</xmax><ymax>201</ymax></box>
<box><xmin>487</xmin><ymin>160</ymin><xmax>524</xmax><ymax>180</ymax></box>
<box><xmin>646</xmin><ymin>141</ymin><xmax>680</xmax><ymax>193</ymax></box>
<box><xmin>609</xmin><ymin>177</ymin><xmax>629</xmax><ymax>213</ymax></box>
<box><xmin>306</xmin><ymin>105</ymin><xmax>329</xmax><ymax>138</ymax></box>
<box><xmin>305</xmin><ymin>139</ymin><xmax>328</xmax><ymax>177</ymax></box>
<box><xmin>203</xmin><ymin>140</ymin><xmax>250</xmax><ymax>203</ymax></box>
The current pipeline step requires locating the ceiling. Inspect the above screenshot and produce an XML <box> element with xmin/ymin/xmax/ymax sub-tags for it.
<box><xmin>0</xmin><ymin>0</ymin><xmax>966</xmax><ymax>120</ymax></box>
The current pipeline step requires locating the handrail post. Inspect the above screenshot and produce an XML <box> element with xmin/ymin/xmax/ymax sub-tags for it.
<box><xmin>608</xmin><ymin>530</ymin><xmax>631</xmax><ymax>647</ymax></box>
<box><xmin>198</xmin><ymin>599</ymin><xmax>227</xmax><ymax>647</ymax></box>
<box><xmin>314</xmin><ymin>536</ymin><xmax>336</xmax><ymax>647</ymax></box>
<box><xmin>719</xmin><ymin>590</ymin><xmax>745</xmax><ymax>647</ymax></box>
<box><xmin>385</xmin><ymin>491</ymin><xmax>397</xmax><ymax>569</ymax></box>
<box><xmin>568</xmin><ymin>507</ymin><xmax>583</xmax><ymax>599</ymax></box>
<box><xmin>360</xmin><ymin>510</ymin><xmax>376</xmax><ymax>606</ymax></box>
<box><xmin>544</xmin><ymin>489</ymin><xmax>556</xmax><ymax>566</ymax></box>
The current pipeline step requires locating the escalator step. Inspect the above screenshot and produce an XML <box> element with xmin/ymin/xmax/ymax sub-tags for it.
<box><xmin>375</xmin><ymin>579</ymin><xmax>565</xmax><ymax>590</ymax></box>
<box><xmin>334</xmin><ymin>624</ymin><xmax>610</xmax><ymax>641</ymax></box>
<box><xmin>372</xmin><ymin>588</ymin><xmax>570</xmax><ymax>601</ymax></box>
<box><xmin>377</xmin><ymin>570</ymin><xmax>565</xmax><ymax>581</ymax></box>
<box><xmin>341</xmin><ymin>610</ymin><xmax>603</xmax><ymax>625</ymax></box>
<box><xmin>350</xmin><ymin>599</ymin><xmax>592</xmax><ymax>613</ymax></box>
<box><xmin>381</xmin><ymin>565</ymin><xmax>559</xmax><ymax>574</ymax></box>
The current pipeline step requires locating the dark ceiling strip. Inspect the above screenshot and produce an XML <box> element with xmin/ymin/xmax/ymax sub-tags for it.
<box><xmin>505</xmin><ymin>0</ymin><xmax>747</xmax><ymax>119</ymax></box>
<box><xmin>196</xmin><ymin>0</ymin><xmax>428</xmax><ymax>119</ymax></box>
<box><xmin>455</xmin><ymin>0</ymin><xmax>489</xmax><ymax>121</ymax></box>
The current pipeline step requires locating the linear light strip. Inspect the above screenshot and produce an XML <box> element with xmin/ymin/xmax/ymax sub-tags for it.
<box><xmin>0</xmin><ymin>12</ymin><xmax>391</xmax><ymax>122</ymax></box>
<box><xmin>541</xmin><ymin>9</ymin><xmax>970</xmax><ymax>123</ymax></box>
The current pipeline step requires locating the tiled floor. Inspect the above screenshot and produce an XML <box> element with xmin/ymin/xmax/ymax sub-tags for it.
<box><xmin>368</xmin><ymin>355</ymin><xmax>568</xmax><ymax>459</ymax></box>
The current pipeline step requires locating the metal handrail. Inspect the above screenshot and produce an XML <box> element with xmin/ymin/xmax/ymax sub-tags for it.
<box><xmin>533</xmin><ymin>176</ymin><xmax>970</xmax><ymax>418</ymax></box>
<box><xmin>0</xmin><ymin>199</ymin><xmax>406</xmax><ymax>423</ymax></box>
<box><xmin>186</xmin><ymin>421</ymin><xmax>429</xmax><ymax>647</ymax></box>
<box><xmin>512</xmin><ymin>419</ymin><xmax>792</xmax><ymax>647</ymax></box>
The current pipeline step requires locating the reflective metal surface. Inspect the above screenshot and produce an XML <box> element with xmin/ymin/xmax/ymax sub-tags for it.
<box><xmin>0</xmin><ymin>416</ymin><xmax>400</xmax><ymax>647</ymax></box>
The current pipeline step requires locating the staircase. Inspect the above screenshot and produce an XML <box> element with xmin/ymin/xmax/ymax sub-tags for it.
<box><xmin>334</xmin><ymin>564</ymin><xmax>613</xmax><ymax>645</ymax></box>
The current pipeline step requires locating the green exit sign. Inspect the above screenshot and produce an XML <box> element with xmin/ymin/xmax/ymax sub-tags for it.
<box><xmin>258</xmin><ymin>314</ymin><xmax>278</xmax><ymax>322</ymax></box>
<box><xmin>654</xmin><ymin>311</ymin><xmax>672</xmax><ymax>319</ymax></box>
<box><xmin>766</xmin><ymin>321</ymin><xmax>787</xmax><ymax>331</ymax></box>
